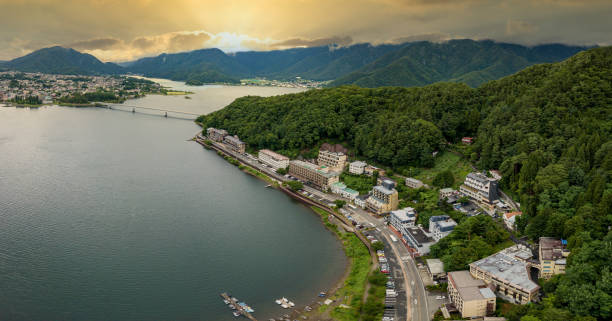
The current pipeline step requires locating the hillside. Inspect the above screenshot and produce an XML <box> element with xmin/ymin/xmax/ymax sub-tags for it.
<box><xmin>3</xmin><ymin>46</ymin><xmax>123</xmax><ymax>75</ymax></box>
<box><xmin>198</xmin><ymin>47</ymin><xmax>612</xmax><ymax>320</ymax></box>
<box><xmin>329</xmin><ymin>40</ymin><xmax>587</xmax><ymax>87</ymax></box>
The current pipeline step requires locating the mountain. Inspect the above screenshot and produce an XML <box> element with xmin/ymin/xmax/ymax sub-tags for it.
<box><xmin>197</xmin><ymin>47</ymin><xmax>612</xmax><ymax>320</ymax></box>
<box><xmin>3</xmin><ymin>46</ymin><xmax>123</xmax><ymax>75</ymax></box>
<box><xmin>329</xmin><ymin>40</ymin><xmax>588</xmax><ymax>87</ymax></box>
<box><xmin>126</xmin><ymin>43</ymin><xmax>400</xmax><ymax>82</ymax></box>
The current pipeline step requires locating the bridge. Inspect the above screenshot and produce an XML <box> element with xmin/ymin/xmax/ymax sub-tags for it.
<box><xmin>100</xmin><ymin>103</ymin><xmax>200</xmax><ymax>120</ymax></box>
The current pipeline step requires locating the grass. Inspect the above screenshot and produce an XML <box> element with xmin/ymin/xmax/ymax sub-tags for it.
<box><xmin>240</xmin><ymin>165</ymin><xmax>278</xmax><ymax>186</ymax></box>
<box><xmin>310</xmin><ymin>206</ymin><xmax>373</xmax><ymax>321</ymax></box>
<box><xmin>413</xmin><ymin>152</ymin><xmax>472</xmax><ymax>189</ymax></box>
<box><xmin>340</xmin><ymin>173</ymin><xmax>375</xmax><ymax>194</ymax></box>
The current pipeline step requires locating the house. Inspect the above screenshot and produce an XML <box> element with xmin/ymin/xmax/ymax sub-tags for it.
<box><xmin>429</xmin><ymin>215</ymin><xmax>457</xmax><ymax>241</ymax></box>
<box><xmin>366</xmin><ymin>180</ymin><xmax>399</xmax><ymax>214</ymax></box>
<box><xmin>469</xmin><ymin>246</ymin><xmax>540</xmax><ymax>304</ymax></box>
<box><xmin>447</xmin><ymin>270</ymin><xmax>496</xmax><ymax>318</ymax></box>
<box><xmin>503</xmin><ymin>211</ymin><xmax>522</xmax><ymax>230</ymax></box>
<box><xmin>426</xmin><ymin>258</ymin><xmax>446</xmax><ymax>280</ymax></box>
<box><xmin>288</xmin><ymin>160</ymin><xmax>340</xmax><ymax>191</ymax></box>
<box><xmin>349</xmin><ymin>161</ymin><xmax>367</xmax><ymax>175</ymax></box>
<box><xmin>462</xmin><ymin>137</ymin><xmax>474</xmax><ymax>144</ymax></box>
<box><xmin>258</xmin><ymin>149</ymin><xmax>289</xmax><ymax>171</ymax></box>
<box><xmin>538</xmin><ymin>237</ymin><xmax>569</xmax><ymax>279</ymax></box>
<box><xmin>364</xmin><ymin>165</ymin><xmax>385</xmax><ymax>177</ymax></box>
<box><xmin>405</xmin><ymin>177</ymin><xmax>424</xmax><ymax>189</ymax></box>
<box><xmin>389</xmin><ymin>207</ymin><xmax>416</xmax><ymax>232</ymax></box>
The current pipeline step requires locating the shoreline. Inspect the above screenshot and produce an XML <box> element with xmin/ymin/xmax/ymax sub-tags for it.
<box><xmin>193</xmin><ymin>134</ymin><xmax>376</xmax><ymax>321</ymax></box>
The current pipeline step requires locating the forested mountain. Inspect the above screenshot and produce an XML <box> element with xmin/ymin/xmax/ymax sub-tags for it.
<box><xmin>330</xmin><ymin>40</ymin><xmax>587</xmax><ymax>87</ymax></box>
<box><xmin>3</xmin><ymin>46</ymin><xmax>123</xmax><ymax>75</ymax></box>
<box><xmin>198</xmin><ymin>47</ymin><xmax>612</xmax><ymax>320</ymax></box>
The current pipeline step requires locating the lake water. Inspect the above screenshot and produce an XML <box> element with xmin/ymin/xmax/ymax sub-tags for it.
<box><xmin>0</xmin><ymin>84</ymin><xmax>346</xmax><ymax>321</ymax></box>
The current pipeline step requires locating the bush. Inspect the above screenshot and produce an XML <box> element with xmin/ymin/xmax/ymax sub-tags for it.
<box><xmin>285</xmin><ymin>180</ymin><xmax>303</xmax><ymax>191</ymax></box>
<box><xmin>432</xmin><ymin>170</ymin><xmax>454</xmax><ymax>188</ymax></box>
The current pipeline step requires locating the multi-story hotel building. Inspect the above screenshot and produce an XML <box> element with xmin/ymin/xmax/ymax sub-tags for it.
<box><xmin>429</xmin><ymin>215</ymin><xmax>457</xmax><ymax>241</ymax></box>
<box><xmin>258</xmin><ymin>149</ymin><xmax>289</xmax><ymax>170</ymax></box>
<box><xmin>448</xmin><ymin>270</ymin><xmax>497</xmax><ymax>318</ymax></box>
<box><xmin>206</xmin><ymin>127</ymin><xmax>228</xmax><ymax>142</ymax></box>
<box><xmin>223</xmin><ymin>135</ymin><xmax>246</xmax><ymax>154</ymax></box>
<box><xmin>317</xmin><ymin>149</ymin><xmax>347</xmax><ymax>172</ymax></box>
<box><xmin>366</xmin><ymin>180</ymin><xmax>399</xmax><ymax>214</ymax></box>
<box><xmin>459</xmin><ymin>172</ymin><xmax>499</xmax><ymax>204</ymax></box>
<box><xmin>389</xmin><ymin>207</ymin><xmax>416</xmax><ymax>232</ymax></box>
<box><xmin>469</xmin><ymin>245</ymin><xmax>540</xmax><ymax>304</ymax></box>
<box><xmin>288</xmin><ymin>160</ymin><xmax>340</xmax><ymax>191</ymax></box>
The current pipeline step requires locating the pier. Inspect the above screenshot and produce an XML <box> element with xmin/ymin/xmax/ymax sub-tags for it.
<box><xmin>220</xmin><ymin>293</ymin><xmax>258</xmax><ymax>321</ymax></box>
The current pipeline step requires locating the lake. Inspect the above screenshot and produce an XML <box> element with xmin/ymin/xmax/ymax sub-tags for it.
<box><xmin>0</xmin><ymin>84</ymin><xmax>346</xmax><ymax>321</ymax></box>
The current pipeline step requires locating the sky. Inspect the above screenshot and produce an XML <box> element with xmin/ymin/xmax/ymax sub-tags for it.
<box><xmin>0</xmin><ymin>0</ymin><xmax>611</xmax><ymax>62</ymax></box>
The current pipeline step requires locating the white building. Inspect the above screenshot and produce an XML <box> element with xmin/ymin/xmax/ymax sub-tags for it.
<box><xmin>429</xmin><ymin>215</ymin><xmax>457</xmax><ymax>242</ymax></box>
<box><xmin>349</xmin><ymin>161</ymin><xmax>367</xmax><ymax>175</ymax></box>
<box><xmin>389</xmin><ymin>207</ymin><xmax>416</xmax><ymax>232</ymax></box>
<box><xmin>503</xmin><ymin>212</ymin><xmax>522</xmax><ymax>230</ymax></box>
<box><xmin>405</xmin><ymin>177</ymin><xmax>424</xmax><ymax>189</ymax></box>
<box><xmin>258</xmin><ymin>149</ymin><xmax>289</xmax><ymax>171</ymax></box>
<box><xmin>355</xmin><ymin>194</ymin><xmax>369</xmax><ymax>208</ymax></box>
<box><xmin>460</xmin><ymin>172</ymin><xmax>499</xmax><ymax>204</ymax></box>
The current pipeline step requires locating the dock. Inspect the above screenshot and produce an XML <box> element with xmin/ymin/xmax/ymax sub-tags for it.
<box><xmin>220</xmin><ymin>292</ymin><xmax>258</xmax><ymax>321</ymax></box>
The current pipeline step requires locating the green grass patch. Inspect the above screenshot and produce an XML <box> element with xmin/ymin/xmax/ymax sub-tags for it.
<box><xmin>413</xmin><ymin>152</ymin><xmax>471</xmax><ymax>189</ymax></box>
<box><xmin>340</xmin><ymin>173</ymin><xmax>375</xmax><ymax>194</ymax></box>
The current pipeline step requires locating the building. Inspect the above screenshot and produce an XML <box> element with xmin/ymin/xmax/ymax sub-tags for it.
<box><xmin>426</xmin><ymin>258</ymin><xmax>446</xmax><ymax>280</ymax></box>
<box><xmin>448</xmin><ymin>271</ymin><xmax>496</xmax><ymax>318</ymax></box>
<box><xmin>288</xmin><ymin>160</ymin><xmax>340</xmax><ymax>191</ymax></box>
<box><xmin>389</xmin><ymin>207</ymin><xmax>416</xmax><ymax>232</ymax></box>
<box><xmin>439</xmin><ymin>188</ymin><xmax>457</xmax><ymax>199</ymax></box>
<box><xmin>469</xmin><ymin>246</ymin><xmax>540</xmax><ymax>304</ymax></box>
<box><xmin>401</xmin><ymin>226</ymin><xmax>435</xmax><ymax>256</ymax></box>
<box><xmin>355</xmin><ymin>194</ymin><xmax>369</xmax><ymax>209</ymax></box>
<box><xmin>405</xmin><ymin>177</ymin><xmax>424</xmax><ymax>189</ymax></box>
<box><xmin>538</xmin><ymin>237</ymin><xmax>569</xmax><ymax>279</ymax></box>
<box><xmin>223</xmin><ymin>135</ymin><xmax>246</xmax><ymax>154</ymax></box>
<box><xmin>330</xmin><ymin>182</ymin><xmax>359</xmax><ymax>200</ymax></box>
<box><xmin>429</xmin><ymin>215</ymin><xmax>457</xmax><ymax>242</ymax></box>
<box><xmin>460</xmin><ymin>172</ymin><xmax>499</xmax><ymax>204</ymax></box>
<box><xmin>206</xmin><ymin>127</ymin><xmax>228</xmax><ymax>142</ymax></box>
<box><xmin>366</xmin><ymin>180</ymin><xmax>399</xmax><ymax>214</ymax></box>
<box><xmin>258</xmin><ymin>149</ymin><xmax>289</xmax><ymax>171</ymax></box>
<box><xmin>349</xmin><ymin>161</ymin><xmax>367</xmax><ymax>175</ymax></box>
<box><xmin>462</xmin><ymin>137</ymin><xmax>474</xmax><ymax>144</ymax></box>
<box><xmin>364</xmin><ymin>165</ymin><xmax>384</xmax><ymax>177</ymax></box>
<box><xmin>317</xmin><ymin>149</ymin><xmax>347</xmax><ymax>172</ymax></box>
<box><xmin>503</xmin><ymin>212</ymin><xmax>522</xmax><ymax>230</ymax></box>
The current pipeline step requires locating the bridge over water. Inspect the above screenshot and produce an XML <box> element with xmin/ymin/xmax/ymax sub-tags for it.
<box><xmin>100</xmin><ymin>103</ymin><xmax>200</xmax><ymax>120</ymax></box>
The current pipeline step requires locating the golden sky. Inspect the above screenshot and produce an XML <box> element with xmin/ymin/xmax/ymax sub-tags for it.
<box><xmin>0</xmin><ymin>0</ymin><xmax>610</xmax><ymax>61</ymax></box>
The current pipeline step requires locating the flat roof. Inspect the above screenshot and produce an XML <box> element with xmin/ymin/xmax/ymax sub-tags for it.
<box><xmin>259</xmin><ymin>149</ymin><xmax>289</xmax><ymax>161</ymax></box>
<box><xmin>290</xmin><ymin>160</ymin><xmax>340</xmax><ymax>178</ymax></box>
<box><xmin>426</xmin><ymin>259</ymin><xmax>445</xmax><ymax>275</ymax></box>
<box><xmin>350</xmin><ymin>161</ymin><xmax>367</xmax><ymax>166</ymax></box>
<box><xmin>390</xmin><ymin>207</ymin><xmax>416</xmax><ymax>221</ymax></box>
<box><xmin>448</xmin><ymin>271</ymin><xmax>489</xmax><ymax>302</ymax></box>
<box><xmin>374</xmin><ymin>185</ymin><xmax>395</xmax><ymax>195</ymax></box>
<box><xmin>470</xmin><ymin>249</ymin><xmax>539</xmax><ymax>293</ymax></box>
<box><xmin>403</xmin><ymin>226</ymin><xmax>433</xmax><ymax>244</ymax></box>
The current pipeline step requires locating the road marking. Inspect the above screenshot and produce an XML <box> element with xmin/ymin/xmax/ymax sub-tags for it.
<box><xmin>401</xmin><ymin>256</ymin><xmax>411</xmax><ymax>261</ymax></box>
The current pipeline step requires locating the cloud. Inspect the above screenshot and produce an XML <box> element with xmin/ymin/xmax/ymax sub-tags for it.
<box><xmin>68</xmin><ymin>38</ymin><xmax>123</xmax><ymax>50</ymax></box>
<box><xmin>271</xmin><ymin>36</ymin><xmax>353</xmax><ymax>49</ymax></box>
<box><xmin>506</xmin><ymin>20</ymin><xmax>539</xmax><ymax>36</ymax></box>
<box><xmin>390</xmin><ymin>33</ymin><xmax>455</xmax><ymax>44</ymax></box>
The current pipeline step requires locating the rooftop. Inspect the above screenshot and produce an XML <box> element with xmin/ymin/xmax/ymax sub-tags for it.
<box><xmin>390</xmin><ymin>207</ymin><xmax>416</xmax><ymax>221</ymax></box>
<box><xmin>426</xmin><ymin>259</ymin><xmax>445</xmax><ymax>275</ymax></box>
<box><xmin>539</xmin><ymin>237</ymin><xmax>566</xmax><ymax>261</ymax></box>
<box><xmin>448</xmin><ymin>270</ymin><xmax>490</xmax><ymax>302</ymax></box>
<box><xmin>259</xmin><ymin>149</ymin><xmax>289</xmax><ymax>161</ymax></box>
<box><xmin>470</xmin><ymin>248</ymin><xmax>539</xmax><ymax>293</ymax></box>
<box><xmin>350</xmin><ymin>161</ymin><xmax>367</xmax><ymax>167</ymax></box>
<box><xmin>374</xmin><ymin>185</ymin><xmax>395</xmax><ymax>195</ymax></box>
<box><xmin>403</xmin><ymin>226</ymin><xmax>434</xmax><ymax>244</ymax></box>
<box><xmin>290</xmin><ymin>160</ymin><xmax>340</xmax><ymax>178</ymax></box>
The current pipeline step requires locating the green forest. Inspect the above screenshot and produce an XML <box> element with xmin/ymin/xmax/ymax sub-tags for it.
<box><xmin>199</xmin><ymin>47</ymin><xmax>612</xmax><ymax>320</ymax></box>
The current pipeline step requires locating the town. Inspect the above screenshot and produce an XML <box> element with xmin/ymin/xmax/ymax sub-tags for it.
<box><xmin>200</xmin><ymin>127</ymin><xmax>571</xmax><ymax>321</ymax></box>
<box><xmin>0</xmin><ymin>71</ymin><xmax>164</xmax><ymax>105</ymax></box>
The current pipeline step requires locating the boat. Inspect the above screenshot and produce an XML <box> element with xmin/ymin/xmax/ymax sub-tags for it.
<box><xmin>233</xmin><ymin>311</ymin><xmax>241</xmax><ymax>317</ymax></box>
<box><xmin>318</xmin><ymin>292</ymin><xmax>327</xmax><ymax>297</ymax></box>
<box><xmin>223</xmin><ymin>299</ymin><xmax>231</xmax><ymax>304</ymax></box>
<box><xmin>288</xmin><ymin>301</ymin><xmax>295</xmax><ymax>307</ymax></box>
<box><xmin>265</xmin><ymin>184</ymin><xmax>272</xmax><ymax>188</ymax></box>
<box><xmin>275</xmin><ymin>299</ymin><xmax>282</xmax><ymax>304</ymax></box>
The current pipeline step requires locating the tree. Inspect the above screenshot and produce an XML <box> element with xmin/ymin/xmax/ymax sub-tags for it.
<box><xmin>285</xmin><ymin>180</ymin><xmax>303</xmax><ymax>191</ymax></box>
<box><xmin>433</xmin><ymin>170</ymin><xmax>454</xmax><ymax>188</ymax></box>
<box><xmin>276</xmin><ymin>168</ymin><xmax>288</xmax><ymax>175</ymax></box>
<box><xmin>334</xmin><ymin>200</ymin><xmax>346</xmax><ymax>209</ymax></box>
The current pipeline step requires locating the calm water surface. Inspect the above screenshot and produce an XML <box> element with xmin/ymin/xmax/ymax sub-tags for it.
<box><xmin>0</xmin><ymin>84</ymin><xmax>346</xmax><ymax>321</ymax></box>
